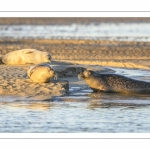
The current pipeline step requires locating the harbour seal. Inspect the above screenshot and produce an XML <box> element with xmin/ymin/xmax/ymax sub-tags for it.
<box><xmin>26</xmin><ymin>63</ymin><xmax>58</xmax><ymax>83</ymax></box>
<box><xmin>2</xmin><ymin>49</ymin><xmax>51</xmax><ymax>65</ymax></box>
<box><xmin>78</xmin><ymin>70</ymin><xmax>150</xmax><ymax>94</ymax></box>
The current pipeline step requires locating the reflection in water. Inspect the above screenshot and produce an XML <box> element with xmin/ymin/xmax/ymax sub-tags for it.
<box><xmin>87</xmin><ymin>91</ymin><xmax>150</xmax><ymax>109</ymax></box>
<box><xmin>0</xmin><ymin>101</ymin><xmax>52</xmax><ymax>111</ymax></box>
<box><xmin>1</xmin><ymin>21</ymin><xmax>150</xmax><ymax>132</ymax></box>
<box><xmin>87</xmin><ymin>99</ymin><xmax>150</xmax><ymax>109</ymax></box>
<box><xmin>1</xmin><ymin>67</ymin><xmax>150</xmax><ymax>132</ymax></box>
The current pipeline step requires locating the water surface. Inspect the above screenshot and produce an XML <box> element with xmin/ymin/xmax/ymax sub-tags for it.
<box><xmin>1</xmin><ymin>22</ymin><xmax>150</xmax><ymax>133</ymax></box>
<box><xmin>1</xmin><ymin>67</ymin><xmax>150</xmax><ymax>133</ymax></box>
<box><xmin>1</xmin><ymin>23</ymin><xmax>150</xmax><ymax>41</ymax></box>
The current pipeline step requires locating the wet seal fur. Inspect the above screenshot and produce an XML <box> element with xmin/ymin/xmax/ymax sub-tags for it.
<box><xmin>26</xmin><ymin>63</ymin><xmax>58</xmax><ymax>83</ymax></box>
<box><xmin>2</xmin><ymin>49</ymin><xmax>51</xmax><ymax>65</ymax></box>
<box><xmin>78</xmin><ymin>70</ymin><xmax>150</xmax><ymax>94</ymax></box>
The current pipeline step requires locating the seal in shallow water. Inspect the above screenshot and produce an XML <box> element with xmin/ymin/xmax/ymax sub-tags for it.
<box><xmin>2</xmin><ymin>49</ymin><xmax>51</xmax><ymax>65</ymax></box>
<box><xmin>78</xmin><ymin>70</ymin><xmax>150</xmax><ymax>94</ymax></box>
<box><xmin>26</xmin><ymin>63</ymin><xmax>58</xmax><ymax>83</ymax></box>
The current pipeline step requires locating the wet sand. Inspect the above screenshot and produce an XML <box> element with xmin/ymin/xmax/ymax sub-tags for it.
<box><xmin>1</xmin><ymin>39</ymin><xmax>150</xmax><ymax>100</ymax></box>
<box><xmin>1</xmin><ymin>17</ymin><xmax>150</xmax><ymax>100</ymax></box>
<box><xmin>0</xmin><ymin>59</ymin><xmax>115</xmax><ymax>100</ymax></box>
<box><xmin>1</xmin><ymin>18</ymin><xmax>150</xmax><ymax>133</ymax></box>
<box><xmin>0</xmin><ymin>64</ymin><xmax>69</xmax><ymax>100</ymax></box>
<box><xmin>1</xmin><ymin>39</ymin><xmax>150</xmax><ymax>69</ymax></box>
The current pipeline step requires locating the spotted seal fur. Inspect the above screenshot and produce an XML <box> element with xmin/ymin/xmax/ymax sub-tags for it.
<box><xmin>78</xmin><ymin>70</ymin><xmax>150</xmax><ymax>94</ymax></box>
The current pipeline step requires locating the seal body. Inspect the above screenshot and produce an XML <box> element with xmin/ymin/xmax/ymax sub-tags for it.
<box><xmin>2</xmin><ymin>49</ymin><xmax>51</xmax><ymax>65</ymax></box>
<box><xmin>78</xmin><ymin>70</ymin><xmax>150</xmax><ymax>94</ymax></box>
<box><xmin>27</xmin><ymin>63</ymin><xmax>57</xmax><ymax>83</ymax></box>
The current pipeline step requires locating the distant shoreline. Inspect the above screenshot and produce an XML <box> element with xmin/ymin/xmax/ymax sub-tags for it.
<box><xmin>0</xmin><ymin>17</ymin><xmax>150</xmax><ymax>25</ymax></box>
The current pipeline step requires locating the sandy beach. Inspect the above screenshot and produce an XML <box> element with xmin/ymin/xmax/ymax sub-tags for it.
<box><xmin>0</xmin><ymin>58</ymin><xmax>116</xmax><ymax>100</ymax></box>
<box><xmin>0</xmin><ymin>17</ymin><xmax>150</xmax><ymax>100</ymax></box>
<box><xmin>2</xmin><ymin>18</ymin><xmax>150</xmax><ymax>133</ymax></box>
<box><xmin>1</xmin><ymin>39</ymin><xmax>150</xmax><ymax>69</ymax></box>
<box><xmin>1</xmin><ymin>39</ymin><xmax>150</xmax><ymax>100</ymax></box>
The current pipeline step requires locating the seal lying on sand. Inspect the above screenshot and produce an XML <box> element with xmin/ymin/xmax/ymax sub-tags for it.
<box><xmin>26</xmin><ymin>63</ymin><xmax>58</xmax><ymax>83</ymax></box>
<box><xmin>2</xmin><ymin>49</ymin><xmax>51</xmax><ymax>65</ymax></box>
<box><xmin>78</xmin><ymin>70</ymin><xmax>150</xmax><ymax>94</ymax></box>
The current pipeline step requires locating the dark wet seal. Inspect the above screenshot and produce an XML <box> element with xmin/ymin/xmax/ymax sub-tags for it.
<box><xmin>78</xmin><ymin>69</ymin><xmax>150</xmax><ymax>94</ymax></box>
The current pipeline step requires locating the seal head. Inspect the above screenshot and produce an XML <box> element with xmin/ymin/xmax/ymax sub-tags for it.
<box><xmin>78</xmin><ymin>70</ymin><xmax>110</xmax><ymax>92</ymax></box>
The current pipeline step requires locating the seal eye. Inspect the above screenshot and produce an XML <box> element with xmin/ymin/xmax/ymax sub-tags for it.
<box><xmin>84</xmin><ymin>70</ymin><xmax>88</xmax><ymax>74</ymax></box>
<box><xmin>88</xmin><ymin>71</ymin><xmax>91</xmax><ymax>76</ymax></box>
<box><xmin>50</xmin><ymin>70</ymin><xmax>54</xmax><ymax>74</ymax></box>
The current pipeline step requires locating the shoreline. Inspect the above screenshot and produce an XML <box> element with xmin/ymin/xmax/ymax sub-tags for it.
<box><xmin>0</xmin><ymin>17</ymin><xmax>150</xmax><ymax>25</ymax></box>
<box><xmin>0</xmin><ymin>59</ymin><xmax>149</xmax><ymax>101</ymax></box>
<box><xmin>0</xmin><ymin>61</ymin><xmax>116</xmax><ymax>100</ymax></box>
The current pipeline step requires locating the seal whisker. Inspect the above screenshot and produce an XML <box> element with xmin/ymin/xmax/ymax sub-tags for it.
<box><xmin>78</xmin><ymin>75</ymin><xmax>81</xmax><ymax>80</ymax></box>
<box><xmin>54</xmin><ymin>73</ymin><xmax>58</xmax><ymax>80</ymax></box>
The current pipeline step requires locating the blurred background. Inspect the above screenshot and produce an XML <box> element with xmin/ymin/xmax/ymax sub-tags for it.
<box><xmin>0</xmin><ymin>17</ymin><xmax>150</xmax><ymax>63</ymax></box>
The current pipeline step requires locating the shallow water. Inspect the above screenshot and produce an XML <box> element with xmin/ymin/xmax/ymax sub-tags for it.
<box><xmin>1</xmin><ymin>67</ymin><xmax>150</xmax><ymax>133</ymax></box>
<box><xmin>1</xmin><ymin>22</ymin><xmax>150</xmax><ymax>133</ymax></box>
<box><xmin>1</xmin><ymin>23</ymin><xmax>150</xmax><ymax>41</ymax></box>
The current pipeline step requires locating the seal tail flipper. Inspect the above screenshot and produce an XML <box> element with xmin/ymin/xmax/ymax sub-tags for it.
<box><xmin>22</xmin><ymin>49</ymin><xmax>35</xmax><ymax>54</ymax></box>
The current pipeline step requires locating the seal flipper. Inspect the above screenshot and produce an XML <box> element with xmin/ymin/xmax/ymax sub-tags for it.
<box><xmin>98</xmin><ymin>85</ymin><xmax>111</xmax><ymax>93</ymax></box>
<box><xmin>90</xmin><ymin>85</ymin><xmax>109</xmax><ymax>93</ymax></box>
<box><xmin>22</xmin><ymin>49</ymin><xmax>35</xmax><ymax>54</ymax></box>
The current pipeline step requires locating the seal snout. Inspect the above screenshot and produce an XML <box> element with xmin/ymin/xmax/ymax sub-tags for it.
<box><xmin>52</xmin><ymin>70</ymin><xmax>58</xmax><ymax>80</ymax></box>
<box><xmin>78</xmin><ymin>72</ymin><xmax>84</xmax><ymax>80</ymax></box>
<box><xmin>78</xmin><ymin>70</ymin><xmax>92</xmax><ymax>80</ymax></box>
<box><xmin>53</xmin><ymin>73</ymin><xmax>58</xmax><ymax>80</ymax></box>
<box><xmin>43</xmin><ymin>52</ymin><xmax>52</xmax><ymax>63</ymax></box>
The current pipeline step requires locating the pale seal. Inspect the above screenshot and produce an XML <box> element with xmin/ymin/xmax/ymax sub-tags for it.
<box><xmin>78</xmin><ymin>70</ymin><xmax>150</xmax><ymax>94</ymax></box>
<box><xmin>2</xmin><ymin>49</ymin><xmax>51</xmax><ymax>65</ymax></box>
<box><xmin>26</xmin><ymin>63</ymin><xmax>58</xmax><ymax>83</ymax></box>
